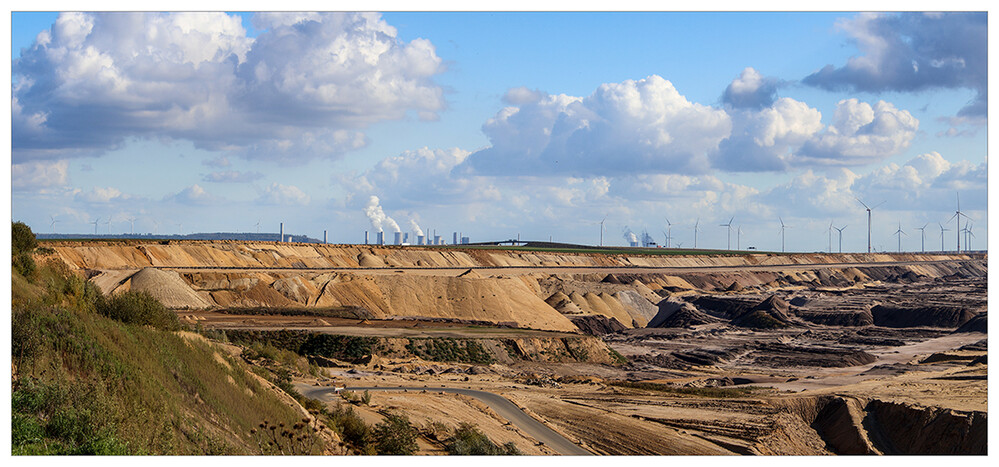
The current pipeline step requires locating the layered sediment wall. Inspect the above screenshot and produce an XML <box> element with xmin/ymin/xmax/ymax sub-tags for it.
<box><xmin>39</xmin><ymin>241</ymin><xmax>986</xmax><ymax>333</ymax></box>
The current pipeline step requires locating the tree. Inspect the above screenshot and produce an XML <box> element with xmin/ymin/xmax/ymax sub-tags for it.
<box><xmin>372</xmin><ymin>413</ymin><xmax>418</xmax><ymax>455</ymax></box>
<box><xmin>12</xmin><ymin>221</ymin><xmax>38</xmax><ymax>254</ymax></box>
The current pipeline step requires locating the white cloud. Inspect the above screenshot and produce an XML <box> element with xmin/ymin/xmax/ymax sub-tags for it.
<box><xmin>259</xmin><ymin>183</ymin><xmax>311</xmax><ymax>206</ymax></box>
<box><xmin>714</xmin><ymin>96</ymin><xmax>823</xmax><ymax>171</ymax></box>
<box><xmin>796</xmin><ymin>99</ymin><xmax>918</xmax><ymax>166</ymax></box>
<box><xmin>13</xmin><ymin>12</ymin><xmax>445</xmax><ymax>163</ymax></box>
<box><xmin>461</xmin><ymin>75</ymin><xmax>732</xmax><ymax>176</ymax></box>
<box><xmin>168</xmin><ymin>184</ymin><xmax>220</xmax><ymax>205</ymax></box>
<box><xmin>12</xmin><ymin>160</ymin><xmax>69</xmax><ymax>190</ymax></box>
<box><xmin>75</xmin><ymin>186</ymin><xmax>130</xmax><ymax>203</ymax></box>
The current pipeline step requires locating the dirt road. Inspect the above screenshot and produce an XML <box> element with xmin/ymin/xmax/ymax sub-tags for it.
<box><xmin>299</xmin><ymin>385</ymin><xmax>592</xmax><ymax>455</ymax></box>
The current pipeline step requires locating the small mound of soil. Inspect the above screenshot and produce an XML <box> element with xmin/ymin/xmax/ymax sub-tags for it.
<box><xmin>871</xmin><ymin>304</ymin><xmax>976</xmax><ymax>329</ymax></box>
<box><xmin>357</xmin><ymin>252</ymin><xmax>385</xmax><ymax>267</ymax></box>
<box><xmin>570</xmin><ymin>314</ymin><xmax>627</xmax><ymax>336</ymax></box>
<box><xmin>731</xmin><ymin>295</ymin><xmax>793</xmax><ymax>329</ymax></box>
<box><xmin>601</xmin><ymin>274</ymin><xmax>624</xmax><ymax>284</ymax></box>
<box><xmin>647</xmin><ymin>300</ymin><xmax>722</xmax><ymax>328</ymax></box>
<box><xmin>129</xmin><ymin>267</ymin><xmax>212</xmax><ymax>309</ymax></box>
<box><xmin>953</xmin><ymin>313</ymin><xmax>987</xmax><ymax>333</ymax></box>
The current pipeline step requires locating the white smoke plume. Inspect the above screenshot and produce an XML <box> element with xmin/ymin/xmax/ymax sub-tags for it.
<box><xmin>364</xmin><ymin>196</ymin><xmax>400</xmax><ymax>233</ymax></box>
<box><xmin>622</xmin><ymin>226</ymin><xmax>638</xmax><ymax>244</ymax></box>
<box><xmin>409</xmin><ymin>219</ymin><xmax>424</xmax><ymax>237</ymax></box>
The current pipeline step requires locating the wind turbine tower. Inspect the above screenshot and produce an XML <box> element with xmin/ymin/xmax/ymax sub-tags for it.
<box><xmin>938</xmin><ymin>223</ymin><xmax>949</xmax><ymax>252</ymax></box>
<box><xmin>106</xmin><ymin>215</ymin><xmax>112</xmax><ymax>234</ymax></box>
<box><xmin>834</xmin><ymin>225</ymin><xmax>847</xmax><ymax>253</ymax></box>
<box><xmin>90</xmin><ymin>218</ymin><xmax>100</xmax><ymax>235</ymax></box>
<box><xmin>665</xmin><ymin>218</ymin><xmax>673</xmax><ymax>248</ymax></box>
<box><xmin>855</xmin><ymin>197</ymin><xmax>885</xmax><ymax>254</ymax></box>
<box><xmin>893</xmin><ymin>222</ymin><xmax>906</xmax><ymax>253</ymax></box>
<box><xmin>49</xmin><ymin>215</ymin><xmax>59</xmax><ymax>233</ymax></box>
<box><xmin>948</xmin><ymin>192</ymin><xmax>973</xmax><ymax>252</ymax></box>
<box><xmin>915</xmin><ymin>223</ymin><xmax>928</xmax><ymax>253</ymax></box>
<box><xmin>737</xmin><ymin>226</ymin><xmax>743</xmax><ymax>250</ymax></box>
<box><xmin>599</xmin><ymin>217</ymin><xmax>606</xmax><ymax>247</ymax></box>
<box><xmin>827</xmin><ymin>221</ymin><xmax>833</xmax><ymax>253</ymax></box>
<box><xmin>778</xmin><ymin>217</ymin><xmax>789</xmax><ymax>253</ymax></box>
<box><xmin>720</xmin><ymin>216</ymin><xmax>734</xmax><ymax>250</ymax></box>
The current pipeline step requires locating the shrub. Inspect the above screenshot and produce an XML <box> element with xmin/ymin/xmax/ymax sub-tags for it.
<box><xmin>445</xmin><ymin>422</ymin><xmax>521</xmax><ymax>455</ymax></box>
<box><xmin>372</xmin><ymin>413</ymin><xmax>419</xmax><ymax>455</ymax></box>
<box><xmin>360</xmin><ymin>390</ymin><xmax>372</xmax><ymax>406</ymax></box>
<box><xmin>12</xmin><ymin>221</ymin><xmax>38</xmax><ymax>254</ymax></box>
<box><xmin>96</xmin><ymin>291</ymin><xmax>180</xmax><ymax>331</ymax></box>
<box><xmin>330</xmin><ymin>404</ymin><xmax>372</xmax><ymax>453</ymax></box>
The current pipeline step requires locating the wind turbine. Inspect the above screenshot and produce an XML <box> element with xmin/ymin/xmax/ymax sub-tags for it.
<box><xmin>720</xmin><ymin>216</ymin><xmax>734</xmax><ymax>250</ymax></box>
<box><xmin>737</xmin><ymin>226</ymin><xmax>743</xmax><ymax>250</ymax></box>
<box><xmin>598</xmin><ymin>217</ymin><xmax>606</xmax><ymax>247</ymax></box>
<box><xmin>662</xmin><ymin>230</ymin><xmax>670</xmax><ymax>249</ymax></box>
<box><xmin>915</xmin><ymin>223</ymin><xmax>928</xmax><ymax>253</ymax></box>
<box><xmin>105</xmin><ymin>215</ymin><xmax>113</xmax><ymax>234</ymax></box>
<box><xmin>255</xmin><ymin>220</ymin><xmax>261</xmax><ymax>233</ymax></box>
<box><xmin>855</xmin><ymin>197</ymin><xmax>885</xmax><ymax>254</ymax></box>
<box><xmin>778</xmin><ymin>217</ymin><xmax>789</xmax><ymax>253</ymax></box>
<box><xmin>948</xmin><ymin>192</ymin><xmax>973</xmax><ymax>252</ymax></box>
<box><xmin>176</xmin><ymin>222</ymin><xmax>183</xmax><ymax>234</ymax></box>
<box><xmin>127</xmin><ymin>216</ymin><xmax>136</xmax><ymax>235</ymax></box>
<box><xmin>834</xmin><ymin>225</ymin><xmax>847</xmax><ymax>253</ymax></box>
<box><xmin>664</xmin><ymin>218</ymin><xmax>673</xmax><ymax>248</ymax></box>
<box><xmin>827</xmin><ymin>221</ymin><xmax>834</xmax><ymax>253</ymax></box>
<box><xmin>693</xmin><ymin>218</ymin><xmax>700</xmax><ymax>249</ymax></box>
<box><xmin>90</xmin><ymin>217</ymin><xmax>100</xmax><ymax>235</ymax></box>
<box><xmin>893</xmin><ymin>222</ymin><xmax>906</xmax><ymax>253</ymax></box>
<box><xmin>966</xmin><ymin>223</ymin><xmax>975</xmax><ymax>251</ymax></box>
<box><xmin>49</xmin><ymin>215</ymin><xmax>60</xmax><ymax>233</ymax></box>
<box><xmin>938</xmin><ymin>222</ymin><xmax>949</xmax><ymax>252</ymax></box>
<box><xmin>152</xmin><ymin>219</ymin><xmax>160</xmax><ymax>235</ymax></box>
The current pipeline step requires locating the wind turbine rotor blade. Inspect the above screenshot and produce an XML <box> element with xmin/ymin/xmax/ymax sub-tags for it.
<box><xmin>855</xmin><ymin>197</ymin><xmax>870</xmax><ymax>209</ymax></box>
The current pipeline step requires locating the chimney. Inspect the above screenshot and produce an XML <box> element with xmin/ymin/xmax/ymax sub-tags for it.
<box><xmin>279</xmin><ymin>223</ymin><xmax>284</xmax><ymax>242</ymax></box>
<box><xmin>365</xmin><ymin>231</ymin><xmax>369</xmax><ymax>245</ymax></box>
<box><xmin>377</xmin><ymin>231</ymin><xmax>384</xmax><ymax>245</ymax></box>
<box><xmin>323</xmin><ymin>230</ymin><xmax>327</xmax><ymax>244</ymax></box>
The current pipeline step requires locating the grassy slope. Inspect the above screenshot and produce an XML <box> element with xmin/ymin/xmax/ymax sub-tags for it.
<box><xmin>11</xmin><ymin>259</ymin><xmax>313</xmax><ymax>455</ymax></box>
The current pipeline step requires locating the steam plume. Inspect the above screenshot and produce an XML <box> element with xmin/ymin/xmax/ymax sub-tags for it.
<box><xmin>409</xmin><ymin>219</ymin><xmax>424</xmax><ymax>237</ymax></box>
<box><xmin>364</xmin><ymin>196</ymin><xmax>400</xmax><ymax>232</ymax></box>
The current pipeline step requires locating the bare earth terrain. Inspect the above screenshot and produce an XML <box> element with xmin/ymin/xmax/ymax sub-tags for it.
<box><xmin>43</xmin><ymin>241</ymin><xmax>987</xmax><ymax>455</ymax></box>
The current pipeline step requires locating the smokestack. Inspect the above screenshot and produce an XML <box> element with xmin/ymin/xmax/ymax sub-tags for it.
<box><xmin>394</xmin><ymin>232</ymin><xmax>402</xmax><ymax>245</ymax></box>
<box><xmin>323</xmin><ymin>230</ymin><xmax>327</xmax><ymax>244</ymax></box>
<box><xmin>453</xmin><ymin>232</ymin><xmax>458</xmax><ymax>245</ymax></box>
<box><xmin>365</xmin><ymin>231</ymin><xmax>369</xmax><ymax>245</ymax></box>
<box><xmin>280</xmin><ymin>223</ymin><xmax>284</xmax><ymax>242</ymax></box>
<box><xmin>377</xmin><ymin>231</ymin><xmax>385</xmax><ymax>245</ymax></box>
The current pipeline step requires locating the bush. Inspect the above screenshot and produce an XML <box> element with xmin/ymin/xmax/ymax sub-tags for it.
<box><xmin>12</xmin><ymin>221</ymin><xmax>38</xmax><ymax>254</ymax></box>
<box><xmin>372</xmin><ymin>413</ymin><xmax>418</xmax><ymax>455</ymax></box>
<box><xmin>330</xmin><ymin>404</ymin><xmax>372</xmax><ymax>453</ymax></box>
<box><xmin>96</xmin><ymin>291</ymin><xmax>180</xmax><ymax>331</ymax></box>
<box><xmin>13</xmin><ymin>251</ymin><xmax>37</xmax><ymax>280</ymax></box>
<box><xmin>445</xmin><ymin>423</ymin><xmax>521</xmax><ymax>455</ymax></box>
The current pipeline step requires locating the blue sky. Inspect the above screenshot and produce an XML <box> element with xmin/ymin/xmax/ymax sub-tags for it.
<box><xmin>8</xmin><ymin>10</ymin><xmax>989</xmax><ymax>252</ymax></box>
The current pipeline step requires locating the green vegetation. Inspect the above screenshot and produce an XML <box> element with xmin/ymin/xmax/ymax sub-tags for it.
<box><xmin>405</xmin><ymin>338</ymin><xmax>495</xmax><ymax>364</ymax></box>
<box><xmin>96</xmin><ymin>290</ymin><xmax>181</xmax><ymax>331</ymax></box>
<box><xmin>420</xmin><ymin>243</ymin><xmax>779</xmax><ymax>256</ymax></box>
<box><xmin>606</xmin><ymin>347</ymin><xmax>629</xmax><ymax>365</ymax></box>
<box><xmin>12</xmin><ymin>221</ymin><xmax>39</xmax><ymax>279</ymax></box>
<box><xmin>212</xmin><ymin>305</ymin><xmax>370</xmax><ymax>319</ymax></box>
<box><xmin>225</xmin><ymin>329</ymin><xmax>377</xmax><ymax>362</ymax></box>
<box><xmin>327</xmin><ymin>403</ymin><xmax>374</xmax><ymax>454</ymax></box>
<box><xmin>372</xmin><ymin>413</ymin><xmax>419</xmax><ymax>455</ymax></box>
<box><xmin>11</xmin><ymin>224</ymin><xmax>314</xmax><ymax>455</ymax></box>
<box><xmin>608</xmin><ymin>380</ymin><xmax>764</xmax><ymax>398</ymax></box>
<box><xmin>444</xmin><ymin>422</ymin><xmax>521</xmax><ymax>455</ymax></box>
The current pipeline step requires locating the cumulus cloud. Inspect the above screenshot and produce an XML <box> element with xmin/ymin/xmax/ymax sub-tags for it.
<box><xmin>12</xmin><ymin>160</ymin><xmax>69</xmax><ymax>190</ymax></box>
<box><xmin>803</xmin><ymin>12</ymin><xmax>986</xmax><ymax>117</ymax></box>
<box><xmin>259</xmin><ymin>183</ymin><xmax>310</xmax><ymax>205</ymax></box>
<box><xmin>796</xmin><ymin>99</ymin><xmax>918</xmax><ymax>166</ymax></box>
<box><xmin>203</xmin><ymin>155</ymin><xmax>231</xmax><ymax>168</ymax></box>
<box><xmin>714</xmin><ymin>96</ymin><xmax>824</xmax><ymax>171</ymax></box>
<box><xmin>342</xmin><ymin>147</ymin><xmax>485</xmax><ymax>204</ymax></box>
<box><xmin>75</xmin><ymin>186</ymin><xmax>132</xmax><ymax>203</ymax></box>
<box><xmin>12</xmin><ymin>12</ymin><xmax>445</xmax><ymax>163</ymax></box>
<box><xmin>203</xmin><ymin>170</ymin><xmax>263</xmax><ymax>183</ymax></box>
<box><xmin>167</xmin><ymin>184</ymin><xmax>220</xmax><ymax>205</ymax></box>
<box><xmin>460</xmin><ymin>75</ymin><xmax>732</xmax><ymax>176</ymax></box>
<box><xmin>721</xmin><ymin>67</ymin><xmax>780</xmax><ymax>110</ymax></box>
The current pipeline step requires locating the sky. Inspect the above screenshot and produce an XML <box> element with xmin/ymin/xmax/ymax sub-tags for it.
<box><xmin>7</xmin><ymin>8</ymin><xmax>991</xmax><ymax>252</ymax></box>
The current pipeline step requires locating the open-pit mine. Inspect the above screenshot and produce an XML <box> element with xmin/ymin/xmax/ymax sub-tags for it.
<box><xmin>42</xmin><ymin>240</ymin><xmax>987</xmax><ymax>455</ymax></box>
